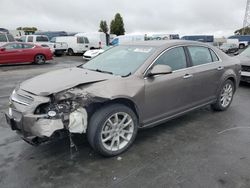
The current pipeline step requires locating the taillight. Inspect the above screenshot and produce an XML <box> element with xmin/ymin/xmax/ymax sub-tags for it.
<box><xmin>99</xmin><ymin>41</ymin><xmax>101</xmax><ymax>48</ymax></box>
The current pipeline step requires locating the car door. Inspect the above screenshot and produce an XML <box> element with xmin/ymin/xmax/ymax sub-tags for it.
<box><xmin>21</xmin><ymin>44</ymin><xmax>35</xmax><ymax>62</ymax></box>
<box><xmin>76</xmin><ymin>37</ymin><xmax>87</xmax><ymax>52</ymax></box>
<box><xmin>143</xmin><ymin>46</ymin><xmax>195</xmax><ymax>125</ymax></box>
<box><xmin>0</xmin><ymin>43</ymin><xmax>23</xmax><ymax>64</ymax></box>
<box><xmin>185</xmin><ymin>46</ymin><xmax>222</xmax><ymax>105</ymax></box>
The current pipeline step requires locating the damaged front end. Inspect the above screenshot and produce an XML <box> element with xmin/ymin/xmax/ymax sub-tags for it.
<box><xmin>5</xmin><ymin>87</ymin><xmax>106</xmax><ymax>145</ymax></box>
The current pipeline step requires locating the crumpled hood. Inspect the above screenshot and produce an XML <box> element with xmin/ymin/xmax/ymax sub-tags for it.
<box><xmin>236</xmin><ymin>55</ymin><xmax>250</xmax><ymax>66</ymax></box>
<box><xmin>20</xmin><ymin>67</ymin><xmax>115</xmax><ymax>96</ymax></box>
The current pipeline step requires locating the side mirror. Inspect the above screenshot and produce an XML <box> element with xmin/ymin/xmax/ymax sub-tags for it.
<box><xmin>0</xmin><ymin>48</ymin><xmax>6</xmax><ymax>51</ymax></box>
<box><xmin>147</xmin><ymin>64</ymin><xmax>172</xmax><ymax>77</ymax></box>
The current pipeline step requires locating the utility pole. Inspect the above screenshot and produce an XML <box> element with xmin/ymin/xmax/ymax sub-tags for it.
<box><xmin>243</xmin><ymin>0</ymin><xmax>250</xmax><ymax>34</ymax></box>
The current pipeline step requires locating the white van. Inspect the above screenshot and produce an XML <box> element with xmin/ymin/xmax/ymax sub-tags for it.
<box><xmin>75</xmin><ymin>32</ymin><xmax>107</xmax><ymax>49</ymax></box>
<box><xmin>111</xmin><ymin>35</ymin><xmax>145</xmax><ymax>46</ymax></box>
<box><xmin>56</xmin><ymin>36</ymin><xmax>90</xmax><ymax>55</ymax></box>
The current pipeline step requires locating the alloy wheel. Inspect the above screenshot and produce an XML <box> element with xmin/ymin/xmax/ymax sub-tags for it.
<box><xmin>220</xmin><ymin>83</ymin><xmax>233</xmax><ymax>108</ymax></box>
<box><xmin>101</xmin><ymin>112</ymin><xmax>134</xmax><ymax>152</ymax></box>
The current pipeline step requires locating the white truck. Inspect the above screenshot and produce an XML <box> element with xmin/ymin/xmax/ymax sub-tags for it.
<box><xmin>55</xmin><ymin>36</ymin><xmax>90</xmax><ymax>55</ymax></box>
<box><xmin>75</xmin><ymin>32</ymin><xmax>107</xmax><ymax>49</ymax></box>
<box><xmin>20</xmin><ymin>35</ymin><xmax>68</xmax><ymax>56</ymax></box>
<box><xmin>226</xmin><ymin>39</ymin><xmax>240</xmax><ymax>48</ymax></box>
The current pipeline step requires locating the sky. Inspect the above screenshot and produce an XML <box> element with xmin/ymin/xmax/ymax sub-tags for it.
<box><xmin>0</xmin><ymin>0</ymin><xmax>247</xmax><ymax>37</ymax></box>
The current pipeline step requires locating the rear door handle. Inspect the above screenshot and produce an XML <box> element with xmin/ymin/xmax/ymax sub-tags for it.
<box><xmin>183</xmin><ymin>74</ymin><xmax>193</xmax><ymax>79</ymax></box>
<box><xmin>217</xmin><ymin>66</ymin><xmax>224</xmax><ymax>71</ymax></box>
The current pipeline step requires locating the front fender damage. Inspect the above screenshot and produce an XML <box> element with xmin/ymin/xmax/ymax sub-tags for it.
<box><xmin>30</xmin><ymin>87</ymin><xmax>109</xmax><ymax>145</ymax></box>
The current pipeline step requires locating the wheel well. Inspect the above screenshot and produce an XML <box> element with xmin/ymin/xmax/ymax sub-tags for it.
<box><xmin>87</xmin><ymin>98</ymin><xmax>140</xmax><ymax>121</ymax></box>
<box><xmin>227</xmin><ymin>77</ymin><xmax>236</xmax><ymax>91</ymax></box>
<box><xmin>239</xmin><ymin>43</ymin><xmax>245</xmax><ymax>48</ymax></box>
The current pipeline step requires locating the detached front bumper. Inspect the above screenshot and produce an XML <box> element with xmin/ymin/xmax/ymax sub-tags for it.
<box><xmin>5</xmin><ymin>106</ymin><xmax>88</xmax><ymax>145</ymax></box>
<box><xmin>5</xmin><ymin>109</ymin><xmax>65</xmax><ymax>144</ymax></box>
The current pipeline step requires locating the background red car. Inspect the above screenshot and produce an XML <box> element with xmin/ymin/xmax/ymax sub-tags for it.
<box><xmin>0</xmin><ymin>42</ymin><xmax>53</xmax><ymax>65</ymax></box>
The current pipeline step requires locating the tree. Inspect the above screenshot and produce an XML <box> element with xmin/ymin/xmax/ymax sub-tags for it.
<box><xmin>234</xmin><ymin>27</ymin><xmax>250</xmax><ymax>35</ymax></box>
<box><xmin>99</xmin><ymin>20</ymin><xmax>109</xmax><ymax>33</ymax></box>
<box><xmin>110</xmin><ymin>13</ymin><xmax>125</xmax><ymax>36</ymax></box>
<box><xmin>16</xmin><ymin>27</ymin><xmax>38</xmax><ymax>34</ymax></box>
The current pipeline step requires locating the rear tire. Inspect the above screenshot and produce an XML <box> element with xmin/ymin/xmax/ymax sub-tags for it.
<box><xmin>34</xmin><ymin>54</ymin><xmax>46</xmax><ymax>64</ymax></box>
<box><xmin>67</xmin><ymin>48</ymin><xmax>74</xmax><ymax>56</ymax></box>
<box><xmin>211</xmin><ymin>80</ymin><xmax>235</xmax><ymax>111</ymax></box>
<box><xmin>87</xmin><ymin>104</ymin><xmax>138</xmax><ymax>157</ymax></box>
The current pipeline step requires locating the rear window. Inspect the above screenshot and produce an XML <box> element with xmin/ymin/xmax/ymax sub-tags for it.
<box><xmin>36</xmin><ymin>36</ymin><xmax>49</xmax><ymax>42</ymax></box>
<box><xmin>7</xmin><ymin>34</ymin><xmax>15</xmax><ymax>42</ymax></box>
<box><xmin>0</xmin><ymin>34</ymin><xmax>7</xmax><ymax>42</ymax></box>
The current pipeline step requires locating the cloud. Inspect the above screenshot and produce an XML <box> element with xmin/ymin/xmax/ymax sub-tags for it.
<box><xmin>0</xmin><ymin>0</ymin><xmax>246</xmax><ymax>37</ymax></box>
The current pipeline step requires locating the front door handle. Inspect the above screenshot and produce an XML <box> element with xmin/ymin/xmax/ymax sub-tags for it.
<box><xmin>183</xmin><ymin>74</ymin><xmax>193</xmax><ymax>79</ymax></box>
<box><xmin>217</xmin><ymin>66</ymin><xmax>224</xmax><ymax>71</ymax></box>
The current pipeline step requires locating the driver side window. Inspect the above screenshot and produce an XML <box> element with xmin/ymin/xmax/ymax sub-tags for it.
<box><xmin>5</xmin><ymin>43</ymin><xmax>22</xmax><ymax>50</ymax></box>
<box><xmin>154</xmin><ymin>47</ymin><xmax>187</xmax><ymax>71</ymax></box>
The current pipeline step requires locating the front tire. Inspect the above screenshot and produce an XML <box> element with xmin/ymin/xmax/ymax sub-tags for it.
<box><xmin>67</xmin><ymin>48</ymin><xmax>74</xmax><ymax>56</ymax></box>
<box><xmin>87</xmin><ymin>104</ymin><xmax>138</xmax><ymax>157</ymax></box>
<box><xmin>211</xmin><ymin>80</ymin><xmax>235</xmax><ymax>111</ymax></box>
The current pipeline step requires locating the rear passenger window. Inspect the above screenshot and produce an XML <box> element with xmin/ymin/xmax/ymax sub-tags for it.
<box><xmin>28</xmin><ymin>36</ymin><xmax>33</xmax><ymax>42</ymax></box>
<box><xmin>188</xmin><ymin>46</ymin><xmax>212</xmax><ymax>66</ymax></box>
<box><xmin>23</xmin><ymin>44</ymin><xmax>34</xmax><ymax>49</ymax></box>
<box><xmin>155</xmin><ymin>47</ymin><xmax>187</xmax><ymax>71</ymax></box>
<box><xmin>209</xmin><ymin>49</ymin><xmax>219</xmax><ymax>62</ymax></box>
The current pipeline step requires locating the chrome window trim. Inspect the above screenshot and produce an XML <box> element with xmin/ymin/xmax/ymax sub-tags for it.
<box><xmin>143</xmin><ymin>44</ymin><xmax>222</xmax><ymax>77</ymax></box>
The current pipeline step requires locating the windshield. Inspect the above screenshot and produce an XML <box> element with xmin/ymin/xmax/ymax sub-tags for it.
<box><xmin>82</xmin><ymin>45</ymin><xmax>156</xmax><ymax>76</ymax></box>
<box><xmin>240</xmin><ymin>47</ymin><xmax>250</xmax><ymax>57</ymax></box>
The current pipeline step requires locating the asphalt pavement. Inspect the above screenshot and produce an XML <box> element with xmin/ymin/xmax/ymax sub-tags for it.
<box><xmin>0</xmin><ymin>55</ymin><xmax>250</xmax><ymax>188</ymax></box>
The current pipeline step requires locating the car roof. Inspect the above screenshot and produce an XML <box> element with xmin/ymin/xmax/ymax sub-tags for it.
<box><xmin>120</xmin><ymin>40</ymin><xmax>212</xmax><ymax>48</ymax></box>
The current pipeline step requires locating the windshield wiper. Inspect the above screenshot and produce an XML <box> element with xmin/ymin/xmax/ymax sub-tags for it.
<box><xmin>122</xmin><ymin>72</ymin><xmax>132</xmax><ymax>77</ymax></box>
<box><xmin>94</xmin><ymin>69</ymin><xmax>113</xmax><ymax>75</ymax></box>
